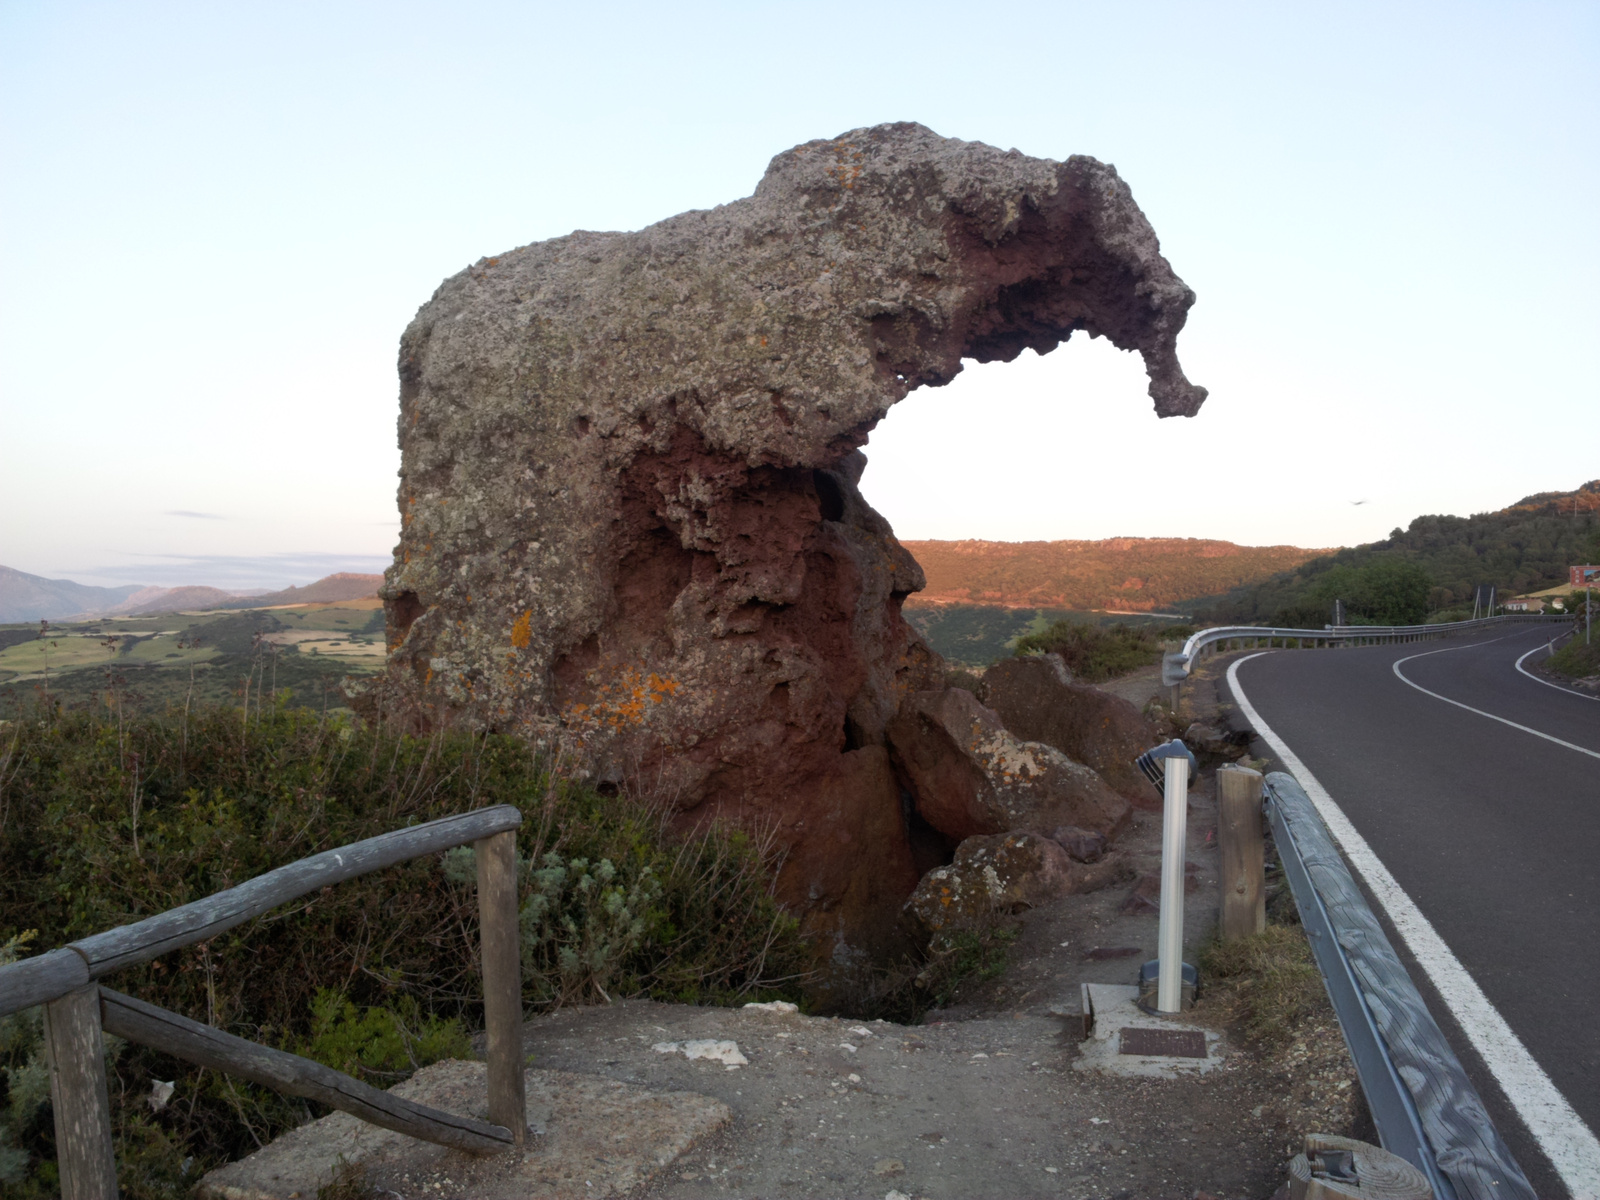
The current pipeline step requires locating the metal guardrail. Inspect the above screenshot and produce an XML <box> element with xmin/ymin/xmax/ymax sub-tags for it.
<box><xmin>1162</xmin><ymin>613</ymin><xmax>1569</xmax><ymax>687</ymax></box>
<box><xmin>1265</xmin><ymin>772</ymin><xmax>1536</xmax><ymax>1200</ymax></box>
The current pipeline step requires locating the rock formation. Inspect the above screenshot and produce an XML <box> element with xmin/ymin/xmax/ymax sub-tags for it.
<box><xmin>905</xmin><ymin>831</ymin><xmax>1126</xmax><ymax>934</ymax></box>
<box><xmin>370</xmin><ymin>122</ymin><xmax>1205</xmax><ymax>952</ymax></box>
<box><xmin>885</xmin><ymin>688</ymin><xmax>1130</xmax><ymax>842</ymax></box>
<box><xmin>980</xmin><ymin>653</ymin><xmax>1164</xmax><ymax>807</ymax></box>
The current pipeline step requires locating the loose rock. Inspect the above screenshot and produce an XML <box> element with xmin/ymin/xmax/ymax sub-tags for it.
<box><xmin>982</xmin><ymin>653</ymin><xmax>1166</xmax><ymax>806</ymax></box>
<box><xmin>906</xmin><ymin>831</ymin><xmax>1124</xmax><ymax>933</ymax></box>
<box><xmin>887</xmin><ymin>688</ymin><xmax>1130</xmax><ymax>843</ymax></box>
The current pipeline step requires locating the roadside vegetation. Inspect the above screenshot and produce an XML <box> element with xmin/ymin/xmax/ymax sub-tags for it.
<box><xmin>1011</xmin><ymin>619</ymin><xmax>1195</xmax><ymax>683</ymax></box>
<box><xmin>1197</xmin><ymin>483</ymin><xmax>1598</xmax><ymax>628</ymax></box>
<box><xmin>1544</xmin><ymin>631</ymin><xmax>1600</xmax><ymax>681</ymax></box>
<box><xmin>0</xmin><ymin>695</ymin><xmax>807</xmax><ymax>1197</ymax></box>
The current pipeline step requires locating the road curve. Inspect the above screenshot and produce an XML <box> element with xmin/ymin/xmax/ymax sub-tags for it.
<box><xmin>1229</xmin><ymin>625</ymin><xmax>1599</xmax><ymax>1200</ymax></box>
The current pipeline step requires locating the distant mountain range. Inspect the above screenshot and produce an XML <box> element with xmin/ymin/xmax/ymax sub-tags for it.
<box><xmin>900</xmin><ymin>537</ymin><xmax>1329</xmax><ymax>614</ymax></box>
<box><xmin>0</xmin><ymin>566</ymin><xmax>384</xmax><ymax>623</ymax></box>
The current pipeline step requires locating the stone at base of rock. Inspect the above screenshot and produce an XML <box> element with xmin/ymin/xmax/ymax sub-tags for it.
<box><xmin>196</xmin><ymin>1060</ymin><xmax>729</xmax><ymax>1200</ymax></box>
<box><xmin>981</xmin><ymin>654</ymin><xmax>1166</xmax><ymax>806</ymax></box>
<box><xmin>906</xmin><ymin>831</ymin><xmax>1130</xmax><ymax>934</ymax></box>
<box><xmin>1049</xmin><ymin>824</ymin><xmax>1107</xmax><ymax>862</ymax></box>
<box><xmin>887</xmin><ymin>687</ymin><xmax>1131</xmax><ymax>843</ymax></box>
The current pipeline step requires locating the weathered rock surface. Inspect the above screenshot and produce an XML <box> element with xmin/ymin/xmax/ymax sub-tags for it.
<box><xmin>906</xmin><ymin>831</ymin><xmax>1125</xmax><ymax>933</ymax></box>
<box><xmin>982</xmin><ymin>653</ymin><xmax>1165</xmax><ymax>807</ymax></box>
<box><xmin>368</xmin><ymin>121</ymin><xmax>1203</xmax><ymax>947</ymax></box>
<box><xmin>886</xmin><ymin>688</ymin><xmax>1130</xmax><ymax>843</ymax></box>
<box><xmin>1050</xmin><ymin>824</ymin><xmax>1108</xmax><ymax>863</ymax></box>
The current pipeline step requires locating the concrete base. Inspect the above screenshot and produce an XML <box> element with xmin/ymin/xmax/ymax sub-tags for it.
<box><xmin>1072</xmin><ymin>983</ymin><xmax>1224</xmax><ymax>1079</ymax></box>
<box><xmin>197</xmin><ymin>1059</ymin><xmax>730</xmax><ymax>1200</ymax></box>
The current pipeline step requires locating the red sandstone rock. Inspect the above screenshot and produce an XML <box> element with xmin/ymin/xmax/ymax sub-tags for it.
<box><xmin>363</xmin><ymin>123</ymin><xmax>1203</xmax><ymax>951</ymax></box>
<box><xmin>906</xmin><ymin>832</ymin><xmax>1076</xmax><ymax>933</ymax></box>
<box><xmin>981</xmin><ymin>653</ymin><xmax>1165</xmax><ymax>809</ymax></box>
<box><xmin>886</xmin><ymin>688</ymin><xmax>1130</xmax><ymax>844</ymax></box>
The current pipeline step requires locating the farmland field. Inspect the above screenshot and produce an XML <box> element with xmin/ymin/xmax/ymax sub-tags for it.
<box><xmin>0</xmin><ymin>600</ymin><xmax>388</xmax><ymax>713</ymax></box>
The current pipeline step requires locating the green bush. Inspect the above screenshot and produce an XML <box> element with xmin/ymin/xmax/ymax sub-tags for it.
<box><xmin>1545</xmin><ymin>633</ymin><xmax>1600</xmax><ymax>680</ymax></box>
<box><xmin>1011</xmin><ymin>620</ymin><xmax>1166</xmax><ymax>682</ymax></box>
<box><xmin>0</xmin><ymin>697</ymin><xmax>807</xmax><ymax>1196</ymax></box>
<box><xmin>298</xmin><ymin>989</ymin><xmax>471</xmax><ymax>1081</ymax></box>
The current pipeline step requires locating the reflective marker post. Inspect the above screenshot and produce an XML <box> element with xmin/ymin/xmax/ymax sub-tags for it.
<box><xmin>1157</xmin><ymin>753</ymin><xmax>1191</xmax><ymax>1013</ymax></box>
<box><xmin>1135</xmin><ymin>739</ymin><xmax>1200</xmax><ymax>1014</ymax></box>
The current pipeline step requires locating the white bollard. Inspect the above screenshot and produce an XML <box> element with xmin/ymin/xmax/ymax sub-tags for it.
<box><xmin>1156</xmin><ymin>753</ymin><xmax>1191</xmax><ymax>1013</ymax></box>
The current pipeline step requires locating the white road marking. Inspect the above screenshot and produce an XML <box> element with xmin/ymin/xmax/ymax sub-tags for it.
<box><xmin>1227</xmin><ymin>652</ymin><xmax>1600</xmax><ymax>1198</ymax></box>
<box><xmin>1391</xmin><ymin>642</ymin><xmax>1600</xmax><ymax>760</ymax></box>
<box><xmin>1515</xmin><ymin>640</ymin><xmax>1599</xmax><ymax>702</ymax></box>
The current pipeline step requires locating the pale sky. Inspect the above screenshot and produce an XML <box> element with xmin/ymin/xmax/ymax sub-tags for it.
<box><xmin>2</xmin><ymin>1</ymin><xmax>1596</xmax><ymax>589</ymax></box>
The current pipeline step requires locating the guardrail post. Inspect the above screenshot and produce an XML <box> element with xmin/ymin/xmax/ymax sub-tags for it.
<box><xmin>44</xmin><ymin>984</ymin><xmax>118</xmax><ymax>1199</ymax></box>
<box><xmin>1217</xmin><ymin>765</ymin><xmax>1266</xmax><ymax>939</ymax></box>
<box><xmin>475</xmin><ymin>829</ymin><xmax>526</xmax><ymax>1146</ymax></box>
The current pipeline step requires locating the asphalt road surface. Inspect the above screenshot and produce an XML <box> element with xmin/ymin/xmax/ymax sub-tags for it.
<box><xmin>1229</xmin><ymin>624</ymin><xmax>1599</xmax><ymax>1199</ymax></box>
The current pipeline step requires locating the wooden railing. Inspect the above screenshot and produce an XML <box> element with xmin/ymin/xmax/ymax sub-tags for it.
<box><xmin>0</xmin><ymin>805</ymin><xmax>528</xmax><ymax>1200</ymax></box>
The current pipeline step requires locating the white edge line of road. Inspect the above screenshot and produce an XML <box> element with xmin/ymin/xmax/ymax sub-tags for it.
<box><xmin>1514</xmin><ymin>639</ymin><xmax>1600</xmax><ymax>703</ymax></box>
<box><xmin>1391</xmin><ymin>644</ymin><xmax>1600</xmax><ymax>760</ymax></box>
<box><xmin>1226</xmin><ymin>651</ymin><xmax>1600</xmax><ymax>1198</ymax></box>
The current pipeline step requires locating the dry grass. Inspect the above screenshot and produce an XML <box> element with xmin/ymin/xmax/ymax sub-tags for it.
<box><xmin>1199</xmin><ymin>924</ymin><xmax>1329</xmax><ymax>1046</ymax></box>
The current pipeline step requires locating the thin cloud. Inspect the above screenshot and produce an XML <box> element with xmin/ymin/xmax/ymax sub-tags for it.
<box><xmin>164</xmin><ymin>510</ymin><xmax>226</xmax><ymax>520</ymax></box>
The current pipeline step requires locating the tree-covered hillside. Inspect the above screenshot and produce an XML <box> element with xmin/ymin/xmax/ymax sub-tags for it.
<box><xmin>1197</xmin><ymin>481</ymin><xmax>1600</xmax><ymax>626</ymax></box>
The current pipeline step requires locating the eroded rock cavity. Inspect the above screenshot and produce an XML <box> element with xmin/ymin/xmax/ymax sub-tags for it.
<box><xmin>372</xmin><ymin>122</ymin><xmax>1205</xmax><ymax>954</ymax></box>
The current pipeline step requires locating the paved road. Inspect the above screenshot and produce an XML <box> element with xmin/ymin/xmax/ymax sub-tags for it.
<box><xmin>1230</xmin><ymin>625</ymin><xmax>1598</xmax><ymax>1199</ymax></box>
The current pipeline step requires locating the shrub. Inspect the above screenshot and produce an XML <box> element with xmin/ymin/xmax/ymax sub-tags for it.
<box><xmin>1544</xmin><ymin>633</ymin><xmax>1600</xmax><ymax>680</ymax></box>
<box><xmin>1011</xmin><ymin>620</ymin><xmax>1166</xmax><ymax>682</ymax></box>
<box><xmin>0</xmin><ymin>697</ymin><xmax>807</xmax><ymax>1195</ymax></box>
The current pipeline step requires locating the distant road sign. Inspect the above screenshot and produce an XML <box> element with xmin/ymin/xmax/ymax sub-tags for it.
<box><xmin>1571</xmin><ymin>566</ymin><xmax>1600</xmax><ymax>587</ymax></box>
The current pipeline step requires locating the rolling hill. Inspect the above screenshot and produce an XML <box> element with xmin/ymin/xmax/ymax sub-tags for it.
<box><xmin>901</xmin><ymin>537</ymin><xmax>1330</xmax><ymax>613</ymax></box>
<box><xmin>0</xmin><ymin>566</ymin><xmax>142</xmax><ymax>623</ymax></box>
<box><xmin>1196</xmin><ymin>480</ymin><xmax>1600</xmax><ymax>625</ymax></box>
<box><xmin>219</xmin><ymin>573</ymin><xmax>383</xmax><ymax>609</ymax></box>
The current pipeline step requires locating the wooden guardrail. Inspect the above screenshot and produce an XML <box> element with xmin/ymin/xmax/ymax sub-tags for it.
<box><xmin>0</xmin><ymin>805</ymin><xmax>528</xmax><ymax>1200</ymax></box>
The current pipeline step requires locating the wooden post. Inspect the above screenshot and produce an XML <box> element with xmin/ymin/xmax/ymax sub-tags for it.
<box><xmin>476</xmin><ymin>829</ymin><xmax>526</xmax><ymax>1146</ymax></box>
<box><xmin>1218</xmin><ymin>765</ymin><xmax>1266</xmax><ymax>939</ymax></box>
<box><xmin>43</xmin><ymin>984</ymin><xmax>118</xmax><ymax>1200</ymax></box>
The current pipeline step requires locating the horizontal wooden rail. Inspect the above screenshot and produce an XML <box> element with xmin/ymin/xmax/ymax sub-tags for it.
<box><xmin>0</xmin><ymin>804</ymin><xmax>526</xmax><ymax>1195</ymax></box>
<box><xmin>98</xmin><ymin>806</ymin><xmax>519</xmax><ymax>984</ymax></box>
<box><xmin>99</xmin><ymin>988</ymin><xmax>515</xmax><ymax>1154</ymax></box>
<box><xmin>3</xmin><ymin>948</ymin><xmax>91</xmax><ymax>1017</ymax></box>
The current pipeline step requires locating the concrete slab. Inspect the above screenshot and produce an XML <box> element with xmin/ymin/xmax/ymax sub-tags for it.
<box><xmin>196</xmin><ymin>1059</ymin><xmax>729</xmax><ymax>1200</ymax></box>
<box><xmin>1072</xmin><ymin>983</ymin><xmax>1224</xmax><ymax>1078</ymax></box>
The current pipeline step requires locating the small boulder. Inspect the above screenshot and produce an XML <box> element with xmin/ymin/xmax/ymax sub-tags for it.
<box><xmin>1184</xmin><ymin>720</ymin><xmax>1251</xmax><ymax>761</ymax></box>
<box><xmin>905</xmin><ymin>832</ymin><xmax>1076</xmax><ymax>933</ymax></box>
<box><xmin>887</xmin><ymin>688</ymin><xmax>1130</xmax><ymax>843</ymax></box>
<box><xmin>982</xmin><ymin>654</ymin><xmax>1167</xmax><ymax>807</ymax></box>
<box><xmin>1049</xmin><ymin>825</ymin><xmax>1108</xmax><ymax>863</ymax></box>
<box><xmin>907</xmin><ymin>831</ymin><xmax>1130</xmax><ymax>933</ymax></box>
